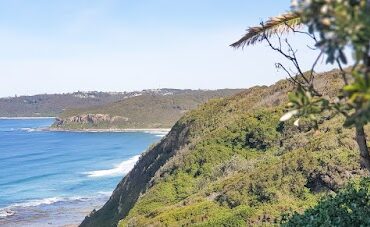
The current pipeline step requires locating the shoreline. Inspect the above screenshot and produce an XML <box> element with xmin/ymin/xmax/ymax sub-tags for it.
<box><xmin>0</xmin><ymin>194</ymin><xmax>109</xmax><ymax>227</ymax></box>
<box><xmin>47</xmin><ymin>128</ymin><xmax>171</xmax><ymax>133</ymax></box>
<box><xmin>0</xmin><ymin>117</ymin><xmax>171</xmax><ymax>133</ymax></box>
<box><xmin>0</xmin><ymin>118</ymin><xmax>165</xmax><ymax>226</ymax></box>
<box><xmin>0</xmin><ymin>117</ymin><xmax>56</xmax><ymax>119</ymax></box>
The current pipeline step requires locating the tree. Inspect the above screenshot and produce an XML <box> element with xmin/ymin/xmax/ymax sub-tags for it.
<box><xmin>232</xmin><ymin>0</ymin><xmax>370</xmax><ymax>171</ymax></box>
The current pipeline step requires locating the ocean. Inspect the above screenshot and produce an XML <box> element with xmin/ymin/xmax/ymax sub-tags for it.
<box><xmin>0</xmin><ymin>118</ymin><xmax>165</xmax><ymax>226</ymax></box>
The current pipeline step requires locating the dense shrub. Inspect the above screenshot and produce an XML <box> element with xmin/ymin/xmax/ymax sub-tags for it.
<box><xmin>284</xmin><ymin>178</ymin><xmax>370</xmax><ymax>227</ymax></box>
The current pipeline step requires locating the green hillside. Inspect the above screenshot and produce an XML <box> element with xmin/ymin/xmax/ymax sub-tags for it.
<box><xmin>80</xmin><ymin>69</ymin><xmax>369</xmax><ymax>226</ymax></box>
<box><xmin>52</xmin><ymin>89</ymin><xmax>243</xmax><ymax>130</ymax></box>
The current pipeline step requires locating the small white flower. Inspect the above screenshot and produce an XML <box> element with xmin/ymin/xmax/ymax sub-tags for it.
<box><xmin>291</xmin><ymin>0</ymin><xmax>298</xmax><ymax>7</ymax></box>
<box><xmin>324</xmin><ymin>31</ymin><xmax>336</xmax><ymax>39</ymax></box>
<box><xmin>280</xmin><ymin>110</ymin><xmax>299</xmax><ymax>122</ymax></box>
<box><xmin>333</xmin><ymin>97</ymin><xmax>340</xmax><ymax>104</ymax></box>
<box><xmin>321</xmin><ymin>5</ymin><xmax>329</xmax><ymax>14</ymax></box>
<box><xmin>294</xmin><ymin>119</ymin><xmax>300</xmax><ymax>127</ymax></box>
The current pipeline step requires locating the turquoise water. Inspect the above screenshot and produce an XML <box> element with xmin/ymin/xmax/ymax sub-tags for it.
<box><xmin>0</xmin><ymin>119</ymin><xmax>164</xmax><ymax>226</ymax></box>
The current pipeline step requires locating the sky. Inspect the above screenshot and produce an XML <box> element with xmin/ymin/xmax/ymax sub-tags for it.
<box><xmin>0</xmin><ymin>0</ymin><xmax>331</xmax><ymax>97</ymax></box>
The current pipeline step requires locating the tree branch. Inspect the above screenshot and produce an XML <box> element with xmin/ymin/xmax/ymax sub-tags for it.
<box><xmin>260</xmin><ymin>22</ymin><xmax>322</xmax><ymax>96</ymax></box>
<box><xmin>336</xmin><ymin>59</ymin><xmax>349</xmax><ymax>85</ymax></box>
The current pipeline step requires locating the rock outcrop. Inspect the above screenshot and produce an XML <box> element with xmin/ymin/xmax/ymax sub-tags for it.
<box><xmin>54</xmin><ymin>114</ymin><xmax>129</xmax><ymax>127</ymax></box>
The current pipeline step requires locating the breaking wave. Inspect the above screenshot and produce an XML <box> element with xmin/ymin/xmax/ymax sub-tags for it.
<box><xmin>0</xmin><ymin>196</ymin><xmax>87</xmax><ymax>218</ymax></box>
<box><xmin>20</xmin><ymin>127</ymin><xmax>46</xmax><ymax>132</ymax></box>
<box><xmin>84</xmin><ymin>155</ymin><xmax>140</xmax><ymax>178</ymax></box>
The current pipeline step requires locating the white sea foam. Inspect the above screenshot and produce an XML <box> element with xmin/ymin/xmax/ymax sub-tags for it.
<box><xmin>0</xmin><ymin>196</ymin><xmax>84</xmax><ymax>218</ymax></box>
<box><xmin>145</xmin><ymin>130</ymin><xmax>169</xmax><ymax>138</ymax></box>
<box><xmin>12</xmin><ymin>197</ymin><xmax>65</xmax><ymax>207</ymax></box>
<box><xmin>0</xmin><ymin>127</ymin><xmax>47</xmax><ymax>133</ymax></box>
<box><xmin>0</xmin><ymin>209</ymin><xmax>15</xmax><ymax>217</ymax></box>
<box><xmin>145</xmin><ymin>130</ymin><xmax>169</xmax><ymax>135</ymax></box>
<box><xmin>19</xmin><ymin>127</ymin><xmax>47</xmax><ymax>132</ymax></box>
<box><xmin>6</xmin><ymin>196</ymin><xmax>90</xmax><ymax>209</ymax></box>
<box><xmin>84</xmin><ymin>155</ymin><xmax>140</xmax><ymax>178</ymax></box>
<box><xmin>97</xmin><ymin>191</ymin><xmax>113</xmax><ymax>196</ymax></box>
<box><xmin>0</xmin><ymin>128</ymin><xmax>15</xmax><ymax>132</ymax></box>
<box><xmin>20</xmin><ymin>127</ymin><xmax>36</xmax><ymax>132</ymax></box>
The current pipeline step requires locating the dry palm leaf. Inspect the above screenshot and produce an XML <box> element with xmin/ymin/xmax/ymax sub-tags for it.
<box><xmin>231</xmin><ymin>12</ymin><xmax>301</xmax><ymax>48</ymax></box>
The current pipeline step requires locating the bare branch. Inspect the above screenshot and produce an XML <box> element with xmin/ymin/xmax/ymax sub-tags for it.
<box><xmin>306</xmin><ymin>45</ymin><xmax>318</xmax><ymax>50</ymax></box>
<box><xmin>284</xmin><ymin>39</ymin><xmax>310</xmax><ymax>84</ymax></box>
<box><xmin>259</xmin><ymin>22</ymin><xmax>322</xmax><ymax>97</ymax></box>
<box><xmin>262</xmin><ymin>31</ymin><xmax>294</xmax><ymax>61</ymax></box>
<box><xmin>309</xmin><ymin>51</ymin><xmax>324</xmax><ymax>83</ymax></box>
<box><xmin>336</xmin><ymin>59</ymin><xmax>349</xmax><ymax>85</ymax></box>
<box><xmin>284</xmin><ymin>21</ymin><xmax>317</xmax><ymax>43</ymax></box>
<box><xmin>276</xmin><ymin>63</ymin><xmax>304</xmax><ymax>87</ymax></box>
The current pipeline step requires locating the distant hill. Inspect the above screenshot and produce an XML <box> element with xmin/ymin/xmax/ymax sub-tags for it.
<box><xmin>0</xmin><ymin>91</ymin><xmax>138</xmax><ymax>117</ymax></box>
<box><xmin>0</xmin><ymin>89</ymin><xmax>243</xmax><ymax>119</ymax></box>
<box><xmin>51</xmin><ymin>89</ymin><xmax>244</xmax><ymax>130</ymax></box>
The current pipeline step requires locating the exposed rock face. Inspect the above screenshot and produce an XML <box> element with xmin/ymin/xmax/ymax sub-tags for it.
<box><xmin>54</xmin><ymin>114</ymin><xmax>129</xmax><ymax>127</ymax></box>
<box><xmin>80</xmin><ymin>121</ymin><xmax>190</xmax><ymax>227</ymax></box>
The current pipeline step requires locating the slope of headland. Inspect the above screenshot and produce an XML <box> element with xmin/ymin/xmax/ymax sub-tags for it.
<box><xmin>81</xmin><ymin>69</ymin><xmax>369</xmax><ymax>226</ymax></box>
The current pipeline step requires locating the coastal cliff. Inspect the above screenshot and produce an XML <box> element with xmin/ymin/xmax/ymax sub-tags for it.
<box><xmin>80</xmin><ymin>120</ymin><xmax>191</xmax><ymax>226</ymax></box>
<box><xmin>81</xmin><ymin>70</ymin><xmax>369</xmax><ymax>226</ymax></box>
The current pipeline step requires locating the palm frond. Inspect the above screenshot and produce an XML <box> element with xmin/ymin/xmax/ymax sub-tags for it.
<box><xmin>231</xmin><ymin>12</ymin><xmax>301</xmax><ymax>49</ymax></box>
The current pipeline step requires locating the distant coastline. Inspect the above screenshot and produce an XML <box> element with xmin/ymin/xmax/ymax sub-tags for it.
<box><xmin>0</xmin><ymin>117</ymin><xmax>171</xmax><ymax>133</ymax></box>
<box><xmin>47</xmin><ymin>128</ymin><xmax>171</xmax><ymax>133</ymax></box>
<box><xmin>0</xmin><ymin>117</ymin><xmax>56</xmax><ymax>119</ymax></box>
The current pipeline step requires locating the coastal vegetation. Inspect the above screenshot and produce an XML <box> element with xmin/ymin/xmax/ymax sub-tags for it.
<box><xmin>285</xmin><ymin>178</ymin><xmax>370</xmax><ymax>226</ymax></box>
<box><xmin>81</xmin><ymin>69</ymin><xmax>369</xmax><ymax>226</ymax></box>
<box><xmin>232</xmin><ymin>0</ymin><xmax>370</xmax><ymax>172</ymax></box>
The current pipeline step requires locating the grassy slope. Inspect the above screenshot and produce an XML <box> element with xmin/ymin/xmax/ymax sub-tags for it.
<box><xmin>81</xmin><ymin>69</ymin><xmax>368</xmax><ymax>227</ymax></box>
<box><xmin>53</xmin><ymin>89</ymin><xmax>243</xmax><ymax>129</ymax></box>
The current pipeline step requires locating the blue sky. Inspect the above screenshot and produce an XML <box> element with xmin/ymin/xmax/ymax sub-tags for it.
<box><xmin>0</xmin><ymin>0</ymin><xmax>325</xmax><ymax>97</ymax></box>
